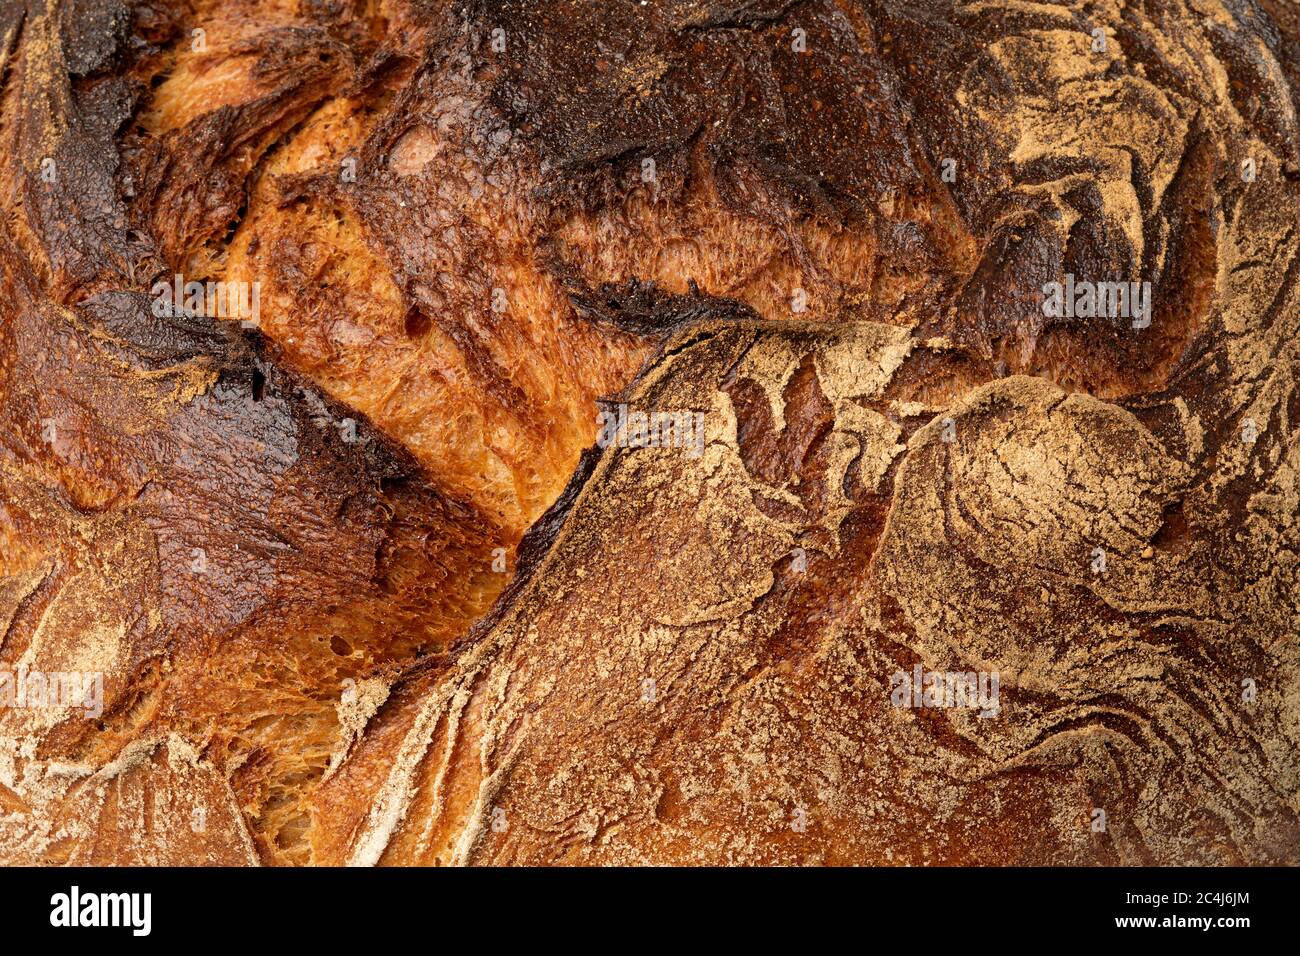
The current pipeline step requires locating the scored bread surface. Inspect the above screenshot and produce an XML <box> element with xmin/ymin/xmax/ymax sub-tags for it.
<box><xmin>0</xmin><ymin>0</ymin><xmax>1298</xmax><ymax>864</ymax></box>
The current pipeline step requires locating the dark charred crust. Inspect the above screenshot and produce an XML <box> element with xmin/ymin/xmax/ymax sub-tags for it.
<box><xmin>58</xmin><ymin>0</ymin><xmax>130</xmax><ymax>77</ymax></box>
<box><xmin>566</xmin><ymin>274</ymin><xmax>762</xmax><ymax>337</ymax></box>
<box><xmin>76</xmin><ymin>288</ymin><xmax>257</xmax><ymax>372</ymax></box>
<box><xmin>464</xmin><ymin>0</ymin><xmax>919</xmax><ymax>222</ymax></box>
<box><xmin>11</xmin><ymin>2</ymin><xmax>147</xmax><ymax>300</ymax></box>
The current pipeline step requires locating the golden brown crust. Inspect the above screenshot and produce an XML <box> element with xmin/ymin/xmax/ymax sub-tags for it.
<box><xmin>1</xmin><ymin>0</ymin><xmax>1298</xmax><ymax>865</ymax></box>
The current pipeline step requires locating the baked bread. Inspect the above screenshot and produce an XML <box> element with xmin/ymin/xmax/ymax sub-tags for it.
<box><xmin>1</xmin><ymin>0</ymin><xmax>1298</xmax><ymax>865</ymax></box>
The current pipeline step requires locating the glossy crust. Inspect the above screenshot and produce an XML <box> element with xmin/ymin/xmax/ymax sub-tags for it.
<box><xmin>1</xmin><ymin>0</ymin><xmax>1298</xmax><ymax>864</ymax></box>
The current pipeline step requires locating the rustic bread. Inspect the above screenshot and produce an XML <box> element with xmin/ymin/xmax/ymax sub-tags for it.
<box><xmin>0</xmin><ymin>0</ymin><xmax>1297</xmax><ymax>864</ymax></box>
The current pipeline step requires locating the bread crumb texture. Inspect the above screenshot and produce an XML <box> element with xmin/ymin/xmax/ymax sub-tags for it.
<box><xmin>0</xmin><ymin>0</ymin><xmax>1297</xmax><ymax>864</ymax></box>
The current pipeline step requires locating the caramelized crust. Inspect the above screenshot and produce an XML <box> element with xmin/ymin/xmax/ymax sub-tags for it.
<box><xmin>1</xmin><ymin>0</ymin><xmax>1298</xmax><ymax>865</ymax></box>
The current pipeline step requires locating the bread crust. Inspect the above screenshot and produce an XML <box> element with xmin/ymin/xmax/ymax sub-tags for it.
<box><xmin>0</xmin><ymin>0</ymin><xmax>1297</xmax><ymax>864</ymax></box>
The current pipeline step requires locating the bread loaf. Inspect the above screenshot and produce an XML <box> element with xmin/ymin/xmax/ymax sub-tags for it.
<box><xmin>1</xmin><ymin>0</ymin><xmax>1297</xmax><ymax>865</ymax></box>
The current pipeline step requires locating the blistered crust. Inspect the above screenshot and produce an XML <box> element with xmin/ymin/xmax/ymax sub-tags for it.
<box><xmin>1</xmin><ymin>0</ymin><xmax>1298</xmax><ymax>865</ymax></box>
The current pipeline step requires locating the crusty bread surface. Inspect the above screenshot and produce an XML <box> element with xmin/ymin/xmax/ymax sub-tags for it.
<box><xmin>0</xmin><ymin>0</ymin><xmax>1298</xmax><ymax>865</ymax></box>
